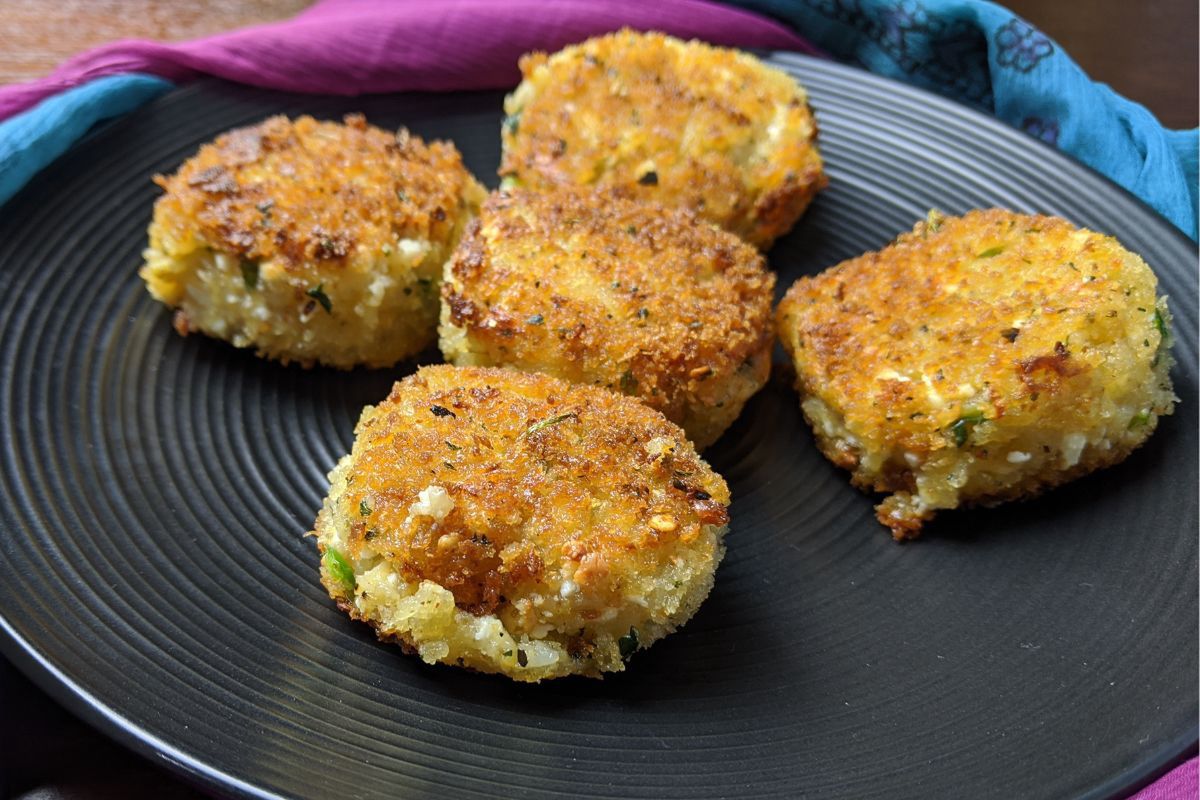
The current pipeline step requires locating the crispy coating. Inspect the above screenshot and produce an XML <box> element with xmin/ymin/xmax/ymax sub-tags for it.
<box><xmin>777</xmin><ymin>209</ymin><xmax>1177</xmax><ymax>538</ymax></box>
<box><xmin>439</xmin><ymin>187</ymin><xmax>776</xmax><ymax>450</ymax></box>
<box><xmin>499</xmin><ymin>29</ymin><xmax>826</xmax><ymax>249</ymax></box>
<box><xmin>312</xmin><ymin>365</ymin><xmax>731</xmax><ymax>681</ymax></box>
<box><xmin>141</xmin><ymin>114</ymin><xmax>486</xmax><ymax>368</ymax></box>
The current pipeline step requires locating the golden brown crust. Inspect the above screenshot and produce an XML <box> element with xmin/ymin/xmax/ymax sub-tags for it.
<box><xmin>151</xmin><ymin>114</ymin><xmax>476</xmax><ymax>269</ymax></box>
<box><xmin>777</xmin><ymin>209</ymin><xmax>1176</xmax><ymax>537</ymax></box>
<box><xmin>340</xmin><ymin>366</ymin><xmax>730</xmax><ymax>617</ymax></box>
<box><xmin>142</xmin><ymin>114</ymin><xmax>486</xmax><ymax>369</ymax></box>
<box><xmin>499</xmin><ymin>29</ymin><xmax>826</xmax><ymax>248</ymax></box>
<box><xmin>440</xmin><ymin>187</ymin><xmax>776</xmax><ymax>449</ymax></box>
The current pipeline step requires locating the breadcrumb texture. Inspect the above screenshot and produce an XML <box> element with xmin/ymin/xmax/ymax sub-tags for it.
<box><xmin>439</xmin><ymin>187</ymin><xmax>776</xmax><ymax>450</ymax></box>
<box><xmin>141</xmin><ymin>114</ymin><xmax>486</xmax><ymax>368</ymax></box>
<box><xmin>499</xmin><ymin>29</ymin><xmax>826</xmax><ymax>249</ymax></box>
<box><xmin>776</xmin><ymin>209</ymin><xmax>1177</xmax><ymax>538</ymax></box>
<box><xmin>311</xmin><ymin>365</ymin><xmax>731</xmax><ymax>681</ymax></box>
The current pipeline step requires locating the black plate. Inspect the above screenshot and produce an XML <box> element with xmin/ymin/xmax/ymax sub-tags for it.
<box><xmin>0</xmin><ymin>54</ymin><xmax>1195</xmax><ymax>799</ymax></box>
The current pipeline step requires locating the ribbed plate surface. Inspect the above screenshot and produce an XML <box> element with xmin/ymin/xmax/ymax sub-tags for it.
<box><xmin>0</xmin><ymin>55</ymin><xmax>1195</xmax><ymax>799</ymax></box>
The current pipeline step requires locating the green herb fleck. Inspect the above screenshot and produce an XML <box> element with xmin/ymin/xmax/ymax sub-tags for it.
<box><xmin>396</xmin><ymin>189</ymin><xmax>408</xmax><ymax>203</ymax></box>
<box><xmin>626</xmin><ymin>225</ymin><xmax>638</xmax><ymax>235</ymax></box>
<box><xmin>430</xmin><ymin>405</ymin><xmax>456</xmax><ymax>418</ymax></box>
<box><xmin>322</xmin><ymin>547</ymin><xmax>355</xmax><ymax>594</ymax></box>
<box><xmin>359</xmin><ymin>500</ymin><xmax>371</xmax><ymax>516</ymax></box>
<box><xmin>1128</xmin><ymin>410</ymin><xmax>1152</xmax><ymax>429</ymax></box>
<box><xmin>638</xmin><ymin>170</ymin><xmax>658</xmax><ymax>186</ymax></box>
<box><xmin>503</xmin><ymin>650</ymin><xmax>513</xmax><ymax>657</ymax></box>
<box><xmin>503</xmin><ymin>112</ymin><xmax>521</xmax><ymax>136</ymax></box>
<box><xmin>255</xmin><ymin>200</ymin><xmax>274</xmax><ymax>226</ymax></box>
<box><xmin>240</xmin><ymin>259</ymin><xmax>259</xmax><ymax>290</ymax></box>
<box><xmin>443</xmin><ymin>461</ymin><xmax>456</xmax><ymax>471</ymax></box>
<box><xmin>1000</xmin><ymin>327</ymin><xmax>1020</xmax><ymax>343</ymax></box>
<box><xmin>317</xmin><ymin>236</ymin><xmax>342</xmax><ymax>259</ymax></box>
<box><xmin>977</xmin><ymin>246</ymin><xmax>1004</xmax><ymax>259</ymax></box>
<box><xmin>527</xmin><ymin>313</ymin><xmax>544</xmax><ymax>325</ymax></box>
<box><xmin>522</xmin><ymin>412</ymin><xmax>579</xmax><ymax>438</ymax></box>
<box><xmin>619</xmin><ymin>370</ymin><xmax>638</xmax><ymax>394</ymax></box>
<box><xmin>306</xmin><ymin>283</ymin><xmax>332</xmax><ymax>313</ymax></box>
<box><xmin>637</xmin><ymin>308</ymin><xmax>649</xmax><ymax>320</ymax></box>
<box><xmin>948</xmin><ymin>408</ymin><xmax>987</xmax><ymax>447</ymax></box>
<box><xmin>499</xmin><ymin>175</ymin><xmax>521</xmax><ymax>191</ymax></box>
<box><xmin>516</xmin><ymin>649</ymin><xmax>528</xmax><ymax>667</ymax></box>
<box><xmin>445</xmin><ymin>440</ymin><xmax>460</xmax><ymax>451</ymax></box>
<box><xmin>618</xmin><ymin>627</ymin><xmax>639</xmax><ymax>659</ymax></box>
<box><xmin>382</xmin><ymin>243</ymin><xmax>392</xmax><ymax>256</ymax></box>
<box><xmin>1153</xmin><ymin>308</ymin><xmax>1168</xmax><ymax>339</ymax></box>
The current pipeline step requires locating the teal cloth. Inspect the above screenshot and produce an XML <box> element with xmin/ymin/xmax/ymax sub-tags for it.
<box><xmin>0</xmin><ymin>75</ymin><xmax>172</xmax><ymax>206</ymax></box>
<box><xmin>730</xmin><ymin>0</ymin><xmax>1198</xmax><ymax>239</ymax></box>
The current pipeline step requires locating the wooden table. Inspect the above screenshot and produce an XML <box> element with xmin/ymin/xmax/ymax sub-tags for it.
<box><xmin>0</xmin><ymin>0</ymin><xmax>1195</xmax><ymax>127</ymax></box>
<box><xmin>1006</xmin><ymin>0</ymin><xmax>1197</xmax><ymax>128</ymax></box>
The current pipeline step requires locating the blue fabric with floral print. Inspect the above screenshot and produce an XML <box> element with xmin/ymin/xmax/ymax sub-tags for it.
<box><xmin>730</xmin><ymin>0</ymin><xmax>1198</xmax><ymax>240</ymax></box>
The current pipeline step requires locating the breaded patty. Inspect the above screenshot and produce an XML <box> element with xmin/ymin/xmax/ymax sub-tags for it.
<box><xmin>438</xmin><ymin>187</ymin><xmax>776</xmax><ymax>450</ymax></box>
<box><xmin>776</xmin><ymin>209</ymin><xmax>1176</xmax><ymax>538</ymax></box>
<box><xmin>498</xmin><ymin>29</ymin><xmax>826</xmax><ymax>249</ymax></box>
<box><xmin>141</xmin><ymin>114</ymin><xmax>486</xmax><ymax>368</ymax></box>
<box><xmin>311</xmin><ymin>365</ymin><xmax>731</xmax><ymax>681</ymax></box>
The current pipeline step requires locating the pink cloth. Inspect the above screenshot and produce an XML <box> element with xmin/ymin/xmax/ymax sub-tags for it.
<box><xmin>1129</xmin><ymin>757</ymin><xmax>1199</xmax><ymax>800</ymax></box>
<box><xmin>0</xmin><ymin>0</ymin><xmax>816</xmax><ymax>120</ymax></box>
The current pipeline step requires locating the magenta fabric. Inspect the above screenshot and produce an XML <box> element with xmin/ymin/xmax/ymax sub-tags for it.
<box><xmin>1130</xmin><ymin>758</ymin><xmax>1199</xmax><ymax>800</ymax></box>
<box><xmin>0</xmin><ymin>0</ymin><xmax>816</xmax><ymax>121</ymax></box>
